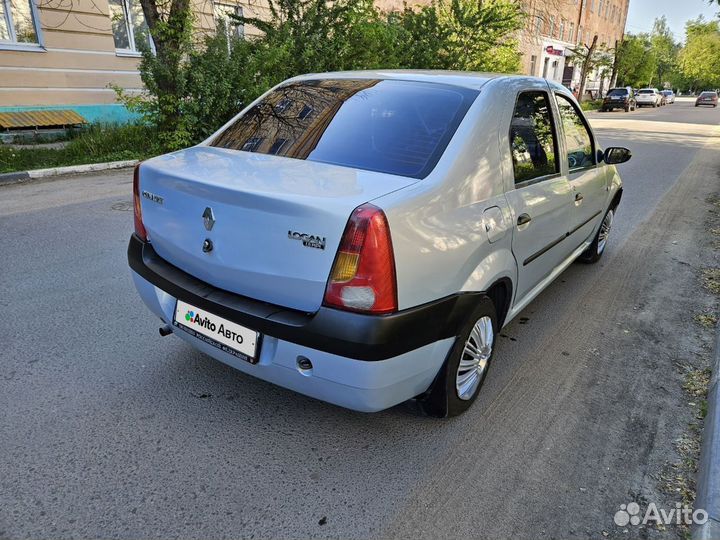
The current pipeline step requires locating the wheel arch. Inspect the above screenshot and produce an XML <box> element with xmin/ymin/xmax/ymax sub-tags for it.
<box><xmin>486</xmin><ymin>277</ymin><xmax>513</xmax><ymax>328</ymax></box>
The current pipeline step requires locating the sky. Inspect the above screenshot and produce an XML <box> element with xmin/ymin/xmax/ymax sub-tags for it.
<box><xmin>626</xmin><ymin>0</ymin><xmax>719</xmax><ymax>41</ymax></box>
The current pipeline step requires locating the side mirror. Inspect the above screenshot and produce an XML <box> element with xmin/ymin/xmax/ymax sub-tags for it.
<box><xmin>603</xmin><ymin>147</ymin><xmax>632</xmax><ymax>165</ymax></box>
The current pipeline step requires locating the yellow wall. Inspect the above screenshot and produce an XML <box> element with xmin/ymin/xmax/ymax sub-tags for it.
<box><xmin>0</xmin><ymin>0</ymin><xmax>267</xmax><ymax>107</ymax></box>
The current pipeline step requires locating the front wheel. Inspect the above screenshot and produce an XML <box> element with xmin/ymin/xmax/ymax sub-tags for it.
<box><xmin>419</xmin><ymin>298</ymin><xmax>497</xmax><ymax>418</ymax></box>
<box><xmin>579</xmin><ymin>208</ymin><xmax>614</xmax><ymax>264</ymax></box>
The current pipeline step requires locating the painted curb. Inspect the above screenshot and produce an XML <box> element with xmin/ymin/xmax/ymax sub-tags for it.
<box><xmin>0</xmin><ymin>159</ymin><xmax>138</xmax><ymax>185</ymax></box>
<box><xmin>693</xmin><ymin>320</ymin><xmax>720</xmax><ymax>540</ymax></box>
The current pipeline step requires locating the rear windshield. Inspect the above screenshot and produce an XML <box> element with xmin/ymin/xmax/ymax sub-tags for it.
<box><xmin>210</xmin><ymin>79</ymin><xmax>478</xmax><ymax>179</ymax></box>
<box><xmin>661</xmin><ymin>90</ymin><xmax>672</xmax><ymax>95</ymax></box>
<box><xmin>607</xmin><ymin>88</ymin><xmax>628</xmax><ymax>96</ymax></box>
<box><xmin>638</xmin><ymin>89</ymin><xmax>654</xmax><ymax>94</ymax></box>
<box><xmin>700</xmin><ymin>92</ymin><xmax>718</xmax><ymax>97</ymax></box>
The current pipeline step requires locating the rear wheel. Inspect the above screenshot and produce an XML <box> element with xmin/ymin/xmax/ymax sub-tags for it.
<box><xmin>579</xmin><ymin>208</ymin><xmax>614</xmax><ymax>264</ymax></box>
<box><xmin>419</xmin><ymin>297</ymin><xmax>497</xmax><ymax>418</ymax></box>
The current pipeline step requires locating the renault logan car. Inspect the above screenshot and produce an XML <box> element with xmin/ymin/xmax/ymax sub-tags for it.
<box><xmin>129</xmin><ymin>71</ymin><xmax>631</xmax><ymax>417</ymax></box>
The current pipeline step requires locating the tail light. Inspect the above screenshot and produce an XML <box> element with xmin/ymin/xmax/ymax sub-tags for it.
<box><xmin>323</xmin><ymin>204</ymin><xmax>397</xmax><ymax>314</ymax></box>
<box><xmin>133</xmin><ymin>163</ymin><xmax>148</xmax><ymax>241</ymax></box>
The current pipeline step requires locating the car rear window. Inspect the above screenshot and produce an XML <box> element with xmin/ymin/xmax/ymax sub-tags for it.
<box><xmin>638</xmin><ymin>89</ymin><xmax>654</xmax><ymax>94</ymax></box>
<box><xmin>210</xmin><ymin>79</ymin><xmax>478</xmax><ymax>179</ymax></box>
<box><xmin>700</xmin><ymin>92</ymin><xmax>718</xmax><ymax>97</ymax></box>
<box><xmin>607</xmin><ymin>89</ymin><xmax>628</xmax><ymax>96</ymax></box>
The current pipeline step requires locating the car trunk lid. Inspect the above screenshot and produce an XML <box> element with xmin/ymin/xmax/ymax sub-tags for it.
<box><xmin>138</xmin><ymin>146</ymin><xmax>417</xmax><ymax>312</ymax></box>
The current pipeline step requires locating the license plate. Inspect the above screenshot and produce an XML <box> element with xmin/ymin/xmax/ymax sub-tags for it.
<box><xmin>173</xmin><ymin>299</ymin><xmax>260</xmax><ymax>363</ymax></box>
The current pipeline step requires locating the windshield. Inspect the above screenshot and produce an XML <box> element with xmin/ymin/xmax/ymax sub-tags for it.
<box><xmin>211</xmin><ymin>79</ymin><xmax>478</xmax><ymax>179</ymax></box>
<box><xmin>638</xmin><ymin>89</ymin><xmax>654</xmax><ymax>94</ymax></box>
<box><xmin>607</xmin><ymin>89</ymin><xmax>628</xmax><ymax>96</ymax></box>
<box><xmin>661</xmin><ymin>91</ymin><xmax>672</xmax><ymax>95</ymax></box>
<box><xmin>700</xmin><ymin>92</ymin><xmax>717</xmax><ymax>97</ymax></box>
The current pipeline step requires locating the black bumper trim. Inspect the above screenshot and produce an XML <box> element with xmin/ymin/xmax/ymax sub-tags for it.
<box><xmin>127</xmin><ymin>235</ymin><xmax>482</xmax><ymax>361</ymax></box>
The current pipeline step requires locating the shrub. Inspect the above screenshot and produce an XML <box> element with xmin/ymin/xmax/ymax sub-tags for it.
<box><xmin>120</xmin><ymin>0</ymin><xmax>525</xmax><ymax>152</ymax></box>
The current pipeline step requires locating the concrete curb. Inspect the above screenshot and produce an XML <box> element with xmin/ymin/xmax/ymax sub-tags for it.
<box><xmin>0</xmin><ymin>159</ymin><xmax>138</xmax><ymax>185</ymax></box>
<box><xmin>694</xmin><ymin>320</ymin><xmax>720</xmax><ymax>540</ymax></box>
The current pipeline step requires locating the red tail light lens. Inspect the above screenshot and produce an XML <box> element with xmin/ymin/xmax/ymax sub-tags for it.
<box><xmin>323</xmin><ymin>204</ymin><xmax>397</xmax><ymax>314</ymax></box>
<box><xmin>133</xmin><ymin>163</ymin><xmax>148</xmax><ymax>241</ymax></box>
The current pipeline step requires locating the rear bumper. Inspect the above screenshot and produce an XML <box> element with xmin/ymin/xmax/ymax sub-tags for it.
<box><xmin>603</xmin><ymin>101</ymin><xmax>629</xmax><ymax>109</ymax></box>
<box><xmin>127</xmin><ymin>234</ymin><xmax>479</xmax><ymax>361</ymax></box>
<box><xmin>127</xmin><ymin>235</ymin><xmax>471</xmax><ymax>411</ymax></box>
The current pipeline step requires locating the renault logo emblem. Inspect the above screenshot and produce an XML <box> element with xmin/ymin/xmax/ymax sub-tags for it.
<box><xmin>202</xmin><ymin>207</ymin><xmax>215</xmax><ymax>231</ymax></box>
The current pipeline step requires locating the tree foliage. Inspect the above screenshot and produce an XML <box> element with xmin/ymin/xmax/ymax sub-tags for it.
<box><xmin>117</xmin><ymin>0</ymin><xmax>524</xmax><ymax>150</ymax></box>
<box><xmin>615</xmin><ymin>34</ymin><xmax>657</xmax><ymax>88</ymax></box>
<box><xmin>678</xmin><ymin>18</ymin><xmax>720</xmax><ymax>90</ymax></box>
<box><xmin>649</xmin><ymin>16</ymin><xmax>680</xmax><ymax>87</ymax></box>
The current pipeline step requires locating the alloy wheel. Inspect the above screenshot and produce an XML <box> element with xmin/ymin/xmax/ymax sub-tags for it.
<box><xmin>456</xmin><ymin>316</ymin><xmax>493</xmax><ymax>400</ymax></box>
<box><xmin>598</xmin><ymin>210</ymin><xmax>614</xmax><ymax>254</ymax></box>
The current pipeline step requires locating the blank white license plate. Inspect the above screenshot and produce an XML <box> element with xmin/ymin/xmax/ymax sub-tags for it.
<box><xmin>173</xmin><ymin>299</ymin><xmax>259</xmax><ymax>363</ymax></box>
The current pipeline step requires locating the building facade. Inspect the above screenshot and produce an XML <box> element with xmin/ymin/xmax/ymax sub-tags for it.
<box><xmin>517</xmin><ymin>0</ymin><xmax>629</xmax><ymax>95</ymax></box>
<box><xmin>0</xmin><ymin>0</ymin><xmax>271</xmax><ymax>121</ymax></box>
<box><xmin>0</xmin><ymin>0</ymin><xmax>627</xmax><ymax>122</ymax></box>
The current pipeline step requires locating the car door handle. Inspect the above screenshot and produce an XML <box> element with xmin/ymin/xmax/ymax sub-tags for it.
<box><xmin>517</xmin><ymin>213</ymin><xmax>532</xmax><ymax>226</ymax></box>
<box><xmin>575</xmin><ymin>193</ymin><xmax>584</xmax><ymax>203</ymax></box>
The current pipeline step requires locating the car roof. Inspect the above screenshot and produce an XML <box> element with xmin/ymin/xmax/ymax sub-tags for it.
<box><xmin>287</xmin><ymin>70</ymin><xmax>541</xmax><ymax>91</ymax></box>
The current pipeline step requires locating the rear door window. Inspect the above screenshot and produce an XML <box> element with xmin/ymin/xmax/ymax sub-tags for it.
<box><xmin>211</xmin><ymin>79</ymin><xmax>478</xmax><ymax>179</ymax></box>
<box><xmin>509</xmin><ymin>91</ymin><xmax>559</xmax><ymax>184</ymax></box>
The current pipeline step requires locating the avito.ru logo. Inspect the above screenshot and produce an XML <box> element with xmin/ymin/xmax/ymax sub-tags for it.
<box><xmin>614</xmin><ymin>501</ymin><xmax>708</xmax><ymax>527</ymax></box>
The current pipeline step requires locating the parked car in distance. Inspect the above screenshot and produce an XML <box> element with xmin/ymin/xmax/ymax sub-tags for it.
<box><xmin>601</xmin><ymin>87</ymin><xmax>636</xmax><ymax>112</ymax></box>
<box><xmin>696</xmin><ymin>91</ymin><xmax>718</xmax><ymax>107</ymax></box>
<box><xmin>129</xmin><ymin>71</ymin><xmax>631</xmax><ymax>417</ymax></box>
<box><xmin>660</xmin><ymin>90</ymin><xmax>675</xmax><ymax>104</ymax></box>
<box><xmin>636</xmin><ymin>88</ymin><xmax>663</xmax><ymax>107</ymax></box>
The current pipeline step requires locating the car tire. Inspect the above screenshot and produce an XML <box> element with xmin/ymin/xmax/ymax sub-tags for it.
<box><xmin>419</xmin><ymin>297</ymin><xmax>498</xmax><ymax>418</ymax></box>
<box><xmin>579</xmin><ymin>208</ymin><xmax>614</xmax><ymax>264</ymax></box>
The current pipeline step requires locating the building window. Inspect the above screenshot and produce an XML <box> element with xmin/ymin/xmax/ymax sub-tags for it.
<box><xmin>213</xmin><ymin>2</ymin><xmax>244</xmax><ymax>40</ymax></box>
<box><xmin>0</xmin><ymin>0</ymin><xmax>41</xmax><ymax>45</ymax></box>
<box><xmin>108</xmin><ymin>0</ymin><xmax>151</xmax><ymax>53</ymax></box>
<box><xmin>568</xmin><ymin>22</ymin><xmax>575</xmax><ymax>42</ymax></box>
<box><xmin>548</xmin><ymin>15</ymin><xmax>555</xmax><ymax>37</ymax></box>
<box><xmin>530</xmin><ymin>55</ymin><xmax>537</xmax><ymax>76</ymax></box>
<box><xmin>558</xmin><ymin>19</ymin><xmax>565</xmax><ymax>41</ymax></box>
<box><xmin>590</xmin><ymin>0</ymin><xmax>595</xmax><ymax>11</ymax></box>
<box><xmin>578</xmin><ymin>26</ymin><xmax>583</xmax><ymax>44</ymax></box>
<box><xmin>534</xmin><ymin>15</ymin><xmax>542</xmax><ymax>34</ymax></box>
<box><xmin>598</xmin><ymin>0</ymin><xmax>603</xmax><ymax>16</ymax></box>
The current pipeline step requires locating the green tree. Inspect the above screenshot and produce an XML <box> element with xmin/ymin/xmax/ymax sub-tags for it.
<box><xmin>649</xmin><ymin>17</ymin><xmax>679</xmax><ymax>87</ymax></box>
<box><xmin>122</xmin><ymin>0</ymin><xmax>525</xmax><ymax>149</ymax></box>
<box><xmin>678</xmin><ymin>18</ymin><xmax>720</xmax><ymax>90</ymax></box>
<box><xmin>570</xmin><ymin>36</ymin><xmax>614</xmax><ymax>101</ymax></box>
<box><xmin>615</xmin><ymin>34</ymin><xmax>657</xmax><ymax>87</ymax></box>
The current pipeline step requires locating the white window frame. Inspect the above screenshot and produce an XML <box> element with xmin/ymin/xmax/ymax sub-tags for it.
<box><xmin>213</xmin><ymin>2</ymin><xmax>244</xmax><ymax>41</ymax></box>
<box><xmin>112</xmin><ymin>0</ymin><xmax>153</xmax><ymax>57</ymax></box>
<box><xmin>0</xmin><ymin>0</ymin><xmax>44</xmax><ymax>51</ymax></box>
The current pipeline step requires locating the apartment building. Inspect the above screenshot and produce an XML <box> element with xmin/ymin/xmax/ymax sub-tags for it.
<box><xmin>0</xmin><ymin>0</ymin><xmax>269</xmax><ymax>121</ymax></box>
<box><xmin>518</xmin><ymin>0</ymin><xmax>629</xmax><ymax>94</ymax></box>
<box><xmin>0</xmin><ymin>0</ymin><xmax>627</xmax><ymax>123</ymax></box>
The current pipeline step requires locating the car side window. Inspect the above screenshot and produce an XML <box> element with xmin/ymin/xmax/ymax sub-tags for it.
<box><xmin>555</xmin><ymin>94</ymin><xmax>596</xmax><ymax>171</ymax></box>
<box><xmin>510</xmin><ymin>91</ymin><xmax>559</xmax><ymax>184</ymax></box>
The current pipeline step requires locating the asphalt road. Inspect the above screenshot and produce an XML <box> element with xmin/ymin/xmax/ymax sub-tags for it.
<box><xmin>1</xmin><ymin>98</ymin><xmax>720</xmax><ymax>540</ymax></box>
